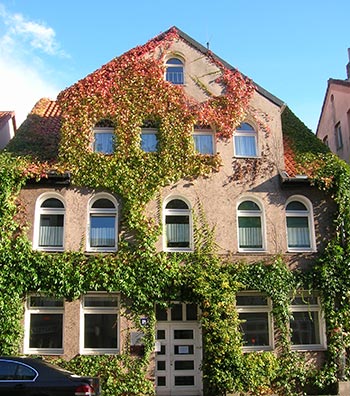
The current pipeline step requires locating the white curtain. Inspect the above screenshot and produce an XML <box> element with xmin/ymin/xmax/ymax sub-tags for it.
<box><xmin>90</xmin><ymin>226</ymin><xmax>115</xmax><ymax>247</ymax></box>
<box><xmin>239</xmin><ymin>227</ymin><xmax>262</xmax><ymax>248</ymax></box>
<box><xmin>193</xmin><ymin>135</ymin><xmax>213</xmax><ymax>154</ymax></box>
<box><xmin>235</xmin><ymin>135</ymin><xmax>257</xmax><ymax>156</ymax></box>
<box><xmin>167</xmin><ymin>223</ymin><xmax>189</xmax><ymax>244</ymax></box>
<box><xmin>94</xmin><ymin>133</ymin><xmax>113</xmax><ymax>154</ymax></box>
<box><xmin>39</xmin><ymin>226</ymin><xmax>63</xmax><ymax>247</ymax></box>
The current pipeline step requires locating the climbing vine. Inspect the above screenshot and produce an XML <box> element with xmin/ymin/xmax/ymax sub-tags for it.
<box><xmin>1</xmin><ymin>28</ymin><xmax>350</xmax><ymax>396</ymax></box>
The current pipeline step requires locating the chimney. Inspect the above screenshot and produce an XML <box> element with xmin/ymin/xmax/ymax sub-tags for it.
<box><xmin>347</xmin><ymin>48</ymin><xmax>350</xmax><ymax>80</ymax></box>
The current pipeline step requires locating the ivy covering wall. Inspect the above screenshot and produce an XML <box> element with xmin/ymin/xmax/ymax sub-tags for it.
<box><xmin>1</xmin><ymin>29</ymin><xmax>350</xmax><ymax>396</ymax></box>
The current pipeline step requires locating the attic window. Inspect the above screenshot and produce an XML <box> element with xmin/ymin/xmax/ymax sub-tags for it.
<box><xmin>165</xmin><ymin>58</ymin><xmax>184</xmax><ymax>85</ymax></box>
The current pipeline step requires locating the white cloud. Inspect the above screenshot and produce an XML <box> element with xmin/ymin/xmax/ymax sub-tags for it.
<box><xmin>0</xmin><ymin>4</ymin><xmax>66</xmax><ymax>126</ymax></box>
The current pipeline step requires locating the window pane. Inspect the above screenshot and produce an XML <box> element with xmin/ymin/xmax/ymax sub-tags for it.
<box><xmin>0</xmin><ymin>362</ymin><xmax>18</xmax><ymax>380</ymax></box>
<box><xmin>286</xmin><ymin>201</ymin><xmax>307</xmax><ymax>211</ymax></box>
<box><xmin>92</xmin><ymin>199</ymin><xmax>115</xmax><ymax>209</ymax></box>
<box><xmin>90</xmin><ymin>216</ymin><xmax>115</xmax><ymax>247</ymax></box>
<box><xmin>238</xmin><ymin>201</ymin><xmax>260</xmax><ymax>211</ymax></box>
<box><xmin>290</xmin><ymin>311</ymin><xmax>320</xmax><ymax>345</ymax></box>
<box><xmin>166</xmin><ymin>218</ymin><xmax>190</xmax><ymax>247</ymax></box>
<box><xmin>287</xmin><ymin>217</ymin><xmax>310</xmax><ymax>247</ymax></box>
<box><xmin>84</xmin><ymin>313</ymin><xmax>118</xmax><ymax>348</ymax></box>
<box><xmin>156</xmin><ymin>304</ymin><xmax>168</xmax><ymax>321</ymax></box>
<box><xmin>175</xmin><ymin>376</ymin><xmax>194</xmax><ymax>386</ymax></box>
<box><xmin>30</xmin><ymin>313</ymin><xmax>63</xmax><ymax>348</ymax></box>
<box><xmin>193</xmin><ymin>134</ymin><xmax>214</xmax><ymax>154</ymax></box>
<box><xmin>39</xmin><ymin>215</ymin><xmax>64</xmax><ymax>247</ymax></box>
<box><xmin>174</xmin><ymin>345</ymin><xmax>194</xmax><ymax>354</ymax></box>
<box><xmin>238</xmin><ymin>217</ymin><xmax>262</xmax><ymax>248</ymax></box>
<box><xmin>175</xmin><ymin>361</ymin><xmax>194</xmax><ymax>370</ymax></box>
<box><xmin>166</xmin><ymin>199</ymin><xmax>188</xmax><ymax>209</ymax></box>
<box><xmin>171</xmin><ymin>304</ymin><xmax>183</xmax><ymax>321</ymax></box>
<box><xmin>186</xmin><ymin>304</ymin><xmax>197</xmax><ymax>320</ymax></box>
<box><xmin>41</xmin><ymin>198</ymin><xmax>64</xmax><ymax>208</ymax></box>
<box><xmin>15</xmin><ymin>364</ymin><xmax>37</xmax><ymax>380</ymax></box>
<box><xmin>84</xmin><ymin>295</ymin><xmax>118</xmax><ymax>307</ymax></box>
<box><xmin>235</xmin><ymin>135</ymin><xmax>257</xmax><ymax>156</ymax></box>
<box><xmin>94</xmin><ymin>133</ymin><xmax>114</xmax><ymax>154</ymax></box>
<box><xmin>174</xmin><ymin>330</ymin><xmax>193</xmax><ymax>339</ymax></box>
<box><xmin>29</xmin><ymin>296</ymin><xmax>63</xmax><ymax>308</ymax></box>
<box><xmin>141</xmin><ymin>133</ymin><xmax>158</xmax><ymax>152</ymax></box>
<box><xmin>237</xmin><ymin>123</ymin><xmax>254</xmax><ymax>131</ymax></box>
<box><xmin>239</xmin><ymin>312</ymin><xmax>269</xmax><ymax>346</ymax></box>
<box><xmin>236</xmin><ymin>295</ymin><xmax>267</xmax><ymax>306</ymax></box>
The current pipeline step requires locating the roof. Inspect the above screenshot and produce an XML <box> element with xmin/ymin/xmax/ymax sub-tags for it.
<box><xmin>5</xmin><ymin>98</ymin><xmax>61</xmax><ymax>161</ymax></box>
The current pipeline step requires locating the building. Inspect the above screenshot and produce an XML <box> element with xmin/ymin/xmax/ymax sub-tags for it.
<box><xmin>0</xmin><ymin>110</ymin><xmax>16</xmax><ymax>150</ymax></box>
<box><xmin>2</xmin><ymin>27</ymin><xmax>349</xmax><ymax>396</ymax></box>
<box><xmin>316</xmin><ymin>49</ymin><xmax>350</xmax><ymax>162</ymax></box>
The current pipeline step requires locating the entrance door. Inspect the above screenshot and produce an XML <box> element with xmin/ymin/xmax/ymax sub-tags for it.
<box><xmin>155</xmin><ymin>303</ymin><xmax>202</xmax><ymax>396</ymax></box>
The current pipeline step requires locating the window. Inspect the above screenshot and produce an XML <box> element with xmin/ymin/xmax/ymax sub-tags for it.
<box><xmin>234</xmin><ymin>122</ymin><xmax>258</xmax><ymax>157</ymax></box>
<box><xmin>335</xmin><ymin>122</ymin><xmax>343</xmax><ymax>150</ymax></box>
<box><xmin>156</xmin><ymin>303</ymin><xmax>198</xmax><ymax>322</ymax></box>
<box><xmin>290</xmin><ymin>292</ymin><xmax>326</xmax><ymax>350</ymax></box>
<box><xmin>286</xmin><ymin>196</ymin><xmax>315</xmax><ymax>252</ymax></box>
<box><xmin>93</xmin><ymin>127</ymin><xmax>114</xmax><ymax>154</ymax></box>
<box><xmin>237</xmin><ymin>200</ymin><xmax>265</xmax><ymax>251</ymax></box>
<box><xmin>236</xmin><ymin>293</ymin><xmax>273</xmax><ymax>351</ymax></box>
<box><xmin>0</xmin><ymin>360</ymin><xmax>38</xmax><ymax>381</ymax></box>
<box><xmin>81</xmin><ymin>293</ymin><xmax>119</xmax><ymax>354</ymax></box>
<box><xmin>141</xmin><ymin>128</ymin><xmax>158</xmax><ymax>152</ymax></box>
<box><xmin>24</xmin><ymin>295</ymin><xmax>64</xmax><ymax>354</ymax></box>
<box><xmin>87</xmin><ymin>194</ymin><xmax>118</xmax><ymax>252</ymax></box>
<box><xmin>165</xmin><ymin>57</ymin><xmax>184</xmax><ymax>84</ymax></box>
<box><xmin>192</xmin><ymin>128</ymin><xmax>215</xmax><ymax>155</ymax></box>
<box><xmin>322</xmin><ymin>135</ymin><xmax>329</xmax><ymax>147</ymax></box>
<box><xmin>34</xmin><ymin>194</ymin><xmax>65</xmax><ymax>251</ymax></box>
<box><xmin>164</xmin><ymin>198</ymin><xmax>192</xmax><ymax>252</ymax></box>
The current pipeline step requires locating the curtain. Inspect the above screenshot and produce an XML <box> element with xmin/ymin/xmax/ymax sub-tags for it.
<box><xmin>166</xmin><ymin>223</ymin><xmax>189</xmax><ymax>246</ymax></box>
<box><xmin>238</xmin><ymin>217</ymin><xmax>262</xmax><ymax>248</ymax></box>
<box><xmin>235</xmin><ymin>135</ymin><xmax>257</xmax><ymax>156</ymax></box>
<box><xmin>90</xmin><ymin>216</ymin><xmax>115</xmax><ymax>247</ymax></box>
<box><xmin>287</xmin><ymin>217</ymin><xmax>310</xmax><ymax>247</ymax></box>
<box><xmin>193</xmin><ymin>135</ymin><xmax>214</xmax><ymax>154</ymax></box>
<box><xmin>141</xmin><ymin>134</ymin><xmax>157</xmax><ymax>152</ymax></box>
<box><xmin>39</xmin><ymin>226</ymin><xmax>63</xmax><ymax>247</ymax></box>
<box><xmin>94</xmin><ymin>133</ymin><xmax>113</xmax><ymax>154</ymax></box>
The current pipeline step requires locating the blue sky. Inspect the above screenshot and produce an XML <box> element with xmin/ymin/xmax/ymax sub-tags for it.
<box><xmin>0</xmin><ymin>0</ymin><xmax>349</xmax><ymax>131</ymax></box>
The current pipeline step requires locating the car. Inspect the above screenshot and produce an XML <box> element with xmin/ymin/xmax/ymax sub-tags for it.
<box><xmin>0</xmin><ymin>356</ymin><xmax>100</xmax><ymax>396</ymax></box>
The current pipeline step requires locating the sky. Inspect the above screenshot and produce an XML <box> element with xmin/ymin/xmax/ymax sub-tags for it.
<box><xmin>0</xmin><ymin>0</ymin><xmax>349</xmax><ymax>132</ymax></box>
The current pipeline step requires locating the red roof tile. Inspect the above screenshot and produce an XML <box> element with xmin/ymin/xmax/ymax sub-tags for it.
<box><xmin>283</xmin><ymin>136</ymin><xmax>299</xmax><ymax>177</ymax></box>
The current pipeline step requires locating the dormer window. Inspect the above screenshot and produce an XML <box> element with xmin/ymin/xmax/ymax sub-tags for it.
<box><xmin>165</xmin><ymin>58</ymin><xmax>184</xmax><ymax>85</ymax></box>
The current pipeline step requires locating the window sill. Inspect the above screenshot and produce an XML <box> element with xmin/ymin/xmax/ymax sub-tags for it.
<box><xmin>81</xmin><ymin>349</ymin><xmax>119</xmax><ymax>355</ymax></box>
<box><xmin>291</xmin><ymin>345</ymin><xmax>326</xmax><ymax>352</ymax></box>
<box><xmin>35</xmin><ymin>247</ymin><xmax>64</xmax><ymax>253</ymax></box>
<box><xmin>242</xmin><ymin>346</ymin><xmax>273</xmax><ymax>352</ymax></box>
<box><xmin>25</xmin><ymin>349</ymin><xmax>63</xmax><ymax>355</ymax></box>
<box><xmin>164</xmin><ymin>248</ymin><xmax>194</xmax><ymax>253</ymax></box>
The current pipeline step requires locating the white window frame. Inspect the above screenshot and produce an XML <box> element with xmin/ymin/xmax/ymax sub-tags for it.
<box><xmin>33</xmin><ymin>193</ymin><xmax>65</xmax><ymax>252</ymax></box>
<box><xmin>141</xmin><ymin>128</ymin><xmax>158</xmax><ymax>152</ymax></box>
<box><xmin>86</xmin><ymin>193</ymin><xmax>118</xmax><ymax>253</ymax></box>
<box><xmin>192</xmin><ymin>128</ymin><xmax>215</xmax><ymax>155</ymax></box>
<box><xmin>234</xmin><ymin>122</ymin><xmax>258</xmax><ymax>158</ymax></box>
<box><xmin>24</xmin><ymin>295</ymin><xmax>64</xmax><ymax>355</ymax></box>
<box><xmin>80</xmin><ymin>292</ymin><xmax>120</xmax><ymax>355</ymax></box>
<box><xmin>163</xmin><ymin>196</ymin><xmax>193</xmax><ymax>253</ymax></box>
<box><xmin>236</xmin><ymin>292</ymin><xmax>273</xmax><ymax>352</ymax></box>
<box><xmin>165</xmin><ymin>57</ymin><xmax>185</xmax><ymax>85</ymax></box>
<box><xmin>285</xmin><ymin>195</ymin><xmax>316</xmax><ymax>252</ymax></box>
<box><xmin>92</xmin><ymin>127</ymin><xmax>114</xmax><ymax>154</ymax></box>
<box><xmin>290</xmin><ymin>292</ymin><xmax>326</xmax><ymax>351</ymax></box>
<box><xmin>237</xmin><ymin>198</ymin><xmax>266</xmax><ymax>252</ymax></box>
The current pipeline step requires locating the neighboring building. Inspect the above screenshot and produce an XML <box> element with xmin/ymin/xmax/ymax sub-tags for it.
<box><xmin>2</xmin><ymin>27</ymin><xmax>346</xmax><ymax>396</ymax></box>
<box><xmin>316</xmin><ymin>49</ymin><xmax>350</xmax><ymax>162</ymax></box>
<box><xmin>0</xmin><ymin>110</ymin><xmax>16</xmax><ymax>149</ymax></box>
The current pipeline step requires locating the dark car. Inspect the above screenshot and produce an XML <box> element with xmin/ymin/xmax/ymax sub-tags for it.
<box><xmin>0</xmin><ymin>357</ymin><xmax>100</xmax><ymax>396</ymax></box>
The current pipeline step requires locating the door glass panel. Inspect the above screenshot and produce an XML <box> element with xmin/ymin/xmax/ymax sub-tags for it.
<box><xmin>174</xmin><ymin>329</ymin><xmax>193</xmax><ymax>339</ymax></box>
<box><xmin>175</xmin><ymin>360</ymin><xmax>194</xmax><ymax>370</ymax></box>
<box><xmin>157</xmin><ymin>376</ymin><xmax>166</xmax><ymax>386</ymax></box>
<box><xmin>157</xmin><ymin>330</ymin><xmax>165</xmax><ymax>339</ymax></box>
<box><xmin>156</xmin><ymin>305</ymin><xmax>167</xmax><ymax>321</ymax></box>
<box><xmin>174</xmin><ymin>345</ymin><xmax>194</xmax><ymax>354</ymax></box>
<box><xmin>157</xmin><ymin>345</ymin><xmax>166</xmax><ymax>355</ymax></box>
<box><xmin>175</xmin><ymin>376</ymin><xmax>195</xmax><ymax>386</ymax></box>
<box><xmin>157</xmin><ymin>361</ymin><xmax>166</xmax><ymax>370</ymax></box>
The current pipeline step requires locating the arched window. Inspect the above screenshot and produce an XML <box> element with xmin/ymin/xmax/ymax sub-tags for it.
<box><xmin>34</xmin><ymin>194</ymin><xmax>65</xmax><ymax>251</ymax></box>
<box><xmin>87</xmin><ymin>194</ymin><xmax>118</xmax><ymax>252</ymax></box>
<box><xmin>234</xmin><ymin>122</ymin><xmax>258</xmax><ymax>157</ymax></box>
<box><xmin>237</xmin><ymin>199</ymin><xmax>265</xmax><ymax>251</ymax></box>
<box><xmin>286</xmin><ymin>197</ymin><xmax>315</xmax><ymax>251</ymax></box>
<box><xmin>164</xmin><ymin>198</ymin><xmax>192</xmax><ymax>251</ymax></box>
<box><xmin>93</xmin><ymin>119</ymin><xmax>115</xmax><ymax>154</ymax></box>
<box><xmin>165</xmin><ymin>58</ymin><xmax>184</xmax><ymax>85</ymax></box>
